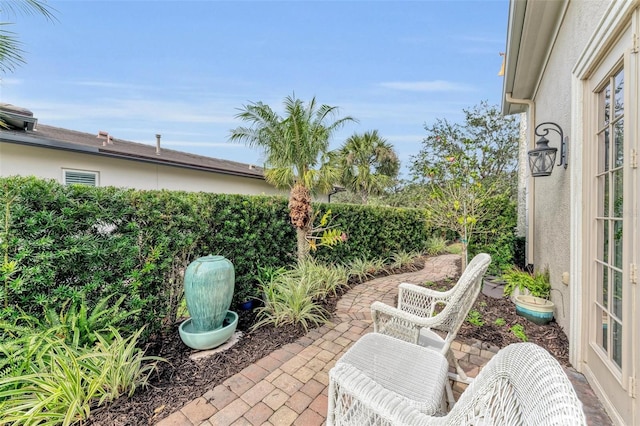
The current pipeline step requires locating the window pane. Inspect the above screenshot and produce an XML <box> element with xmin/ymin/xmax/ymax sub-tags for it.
<box><xmin>613</xmin><ymin>220</ymin><xmax>623</xmax><ymax>269</ymax></box>
<box><xmin>599</xmin><ymin>129</ymin><xmax>610</xmax><ymax>172</ymax></box>
<box><xmin>602</xmin><ymin>266</ymin><xmax>608</xmax><ymax>309</ymax></box>
<box><xmin>614</xmin><ymin>118</ymin><xmax>624</xmax><ymax>167</ymax></box>
<box><xmin>613</xmin><ymin>270</ymin><xmax>623</xmax><ymax>318</ymax></box>
<box><xmin>597</xmin><ymin>307</ymin><xmax>608</xmax><ymax>351</ymax></box>
<box><xmin>614</xmin><ymin>69</ymin><xmax>624</xmax><ymax>117</ymax></box>
<box><xmin>601</xmin><ymin>83</ymin><xmax>611</xmax><ymax>127</ymax></box>
<box><xmin>603</xmin><ymin>220</ymin><xmax>609</xmax><ymax>263</ymax></box>
<box><xmin>603</xmin><ymin>174</ymin><xmax>610</xmax><ymax>217</ymax></box>
<box><xmin>613</xmin><ymin>170</ymin><xmax>623</xmax><ymax>217</ymax></box>
<box><xmin>612</xmin><ymin>320</ymin><xmax>622</xmax><ymax>368</ymax></box>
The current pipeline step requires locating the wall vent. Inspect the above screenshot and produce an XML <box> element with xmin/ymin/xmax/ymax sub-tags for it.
<box><xmin>63</xmin><ymin>169</ymin><xmax>99</xmax><ymax>186</ymax></box>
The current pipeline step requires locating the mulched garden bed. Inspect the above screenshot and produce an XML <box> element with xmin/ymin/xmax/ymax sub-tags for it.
<box><xmin>89</xmin><ymin>256</ymin><xmax>569</xmax><ymax>425</ymax></box>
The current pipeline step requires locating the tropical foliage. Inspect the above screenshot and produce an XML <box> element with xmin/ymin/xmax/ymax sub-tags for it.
<box><xmin>0</xmin><ymin>0</ymin><xmax>56</xmax><ymax>74</ymax></box>
<box><xmin>335</xmin><ymin>130</ymin><xmax>400</xmax><ymax>204</ymax></box>
<box><xmin>230</xmin><ymin>95</ymin><xmax>355</xmax><ymax>260</ymax></box>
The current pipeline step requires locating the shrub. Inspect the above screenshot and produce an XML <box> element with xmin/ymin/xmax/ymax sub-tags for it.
<box><xmin>1</xmin><ymin>176</ymin><xmax>434</xmax><ymax>341</ymax></box>
<box><xmin>467</xmin><ymin>193</ymin><xmax>517</xmax><ymax>275</ymax></box>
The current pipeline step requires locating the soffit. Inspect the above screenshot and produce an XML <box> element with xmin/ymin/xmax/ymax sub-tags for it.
<box><xmin>502</xmin><ymin>0</ymin><xmax>567</xmax><ymax>115</ymax></box>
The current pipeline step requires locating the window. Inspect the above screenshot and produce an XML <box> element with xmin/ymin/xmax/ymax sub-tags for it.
<box><xmin>594</xmin><ymin>66</ymin><xmax>624</xmax><ymax>369</ymax></box>
<box><xmin>63</xmin><ymin>169</ymin><xmax>99</xmax><ymax>186</ymax></box>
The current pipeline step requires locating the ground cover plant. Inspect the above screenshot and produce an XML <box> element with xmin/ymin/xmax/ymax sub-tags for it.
<box><xmin>0</xmin><ymin>303</ymin><xmax>163</xmax><ymax>424</ymax></box>
<box><xmin>87</xmin><ymin>252</ymin><xmax>569</xmax><ymax>425</ymax></box>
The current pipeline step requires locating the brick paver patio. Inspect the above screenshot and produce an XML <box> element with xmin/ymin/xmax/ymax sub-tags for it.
<box><xmin>156</xmin><ymin>254</ymin><xmax>611</xmax><ymax>426</ymax></box>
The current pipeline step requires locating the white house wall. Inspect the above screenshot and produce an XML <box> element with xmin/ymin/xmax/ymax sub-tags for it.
<box><xmin>531</xmin><ymin>0</ymin><xmax>608</xmax><ymax>333</ymax></box>
<box><xmin>0</xmin><ymin>142</ymin><xmax>284</xmax><ymax>196</ymax></box>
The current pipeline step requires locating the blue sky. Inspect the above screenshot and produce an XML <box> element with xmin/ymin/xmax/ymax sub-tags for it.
<box><xmin>2</xmin><ymin>0</ymin><xmax>508</xmax><ymax>174</ymax></box>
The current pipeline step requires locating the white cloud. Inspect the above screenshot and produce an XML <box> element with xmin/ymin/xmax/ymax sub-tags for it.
<box><xmin>0</xmin><ymin>78</ymin><xmax>22</xmax><ymax>86</ymax></box>
<box><xmin>379</xmin><ymin>80</ymin><xmax>475</xmax><ymax>93</ymax></box>
<box><xmin>72</xmin><ymin>80</ymin><xmax>152</xmax><ymax>90</ymax></box>
<box><xmin>14</xmin><ymin>98</ymin><xmax>236</xmax><ymax>125</ymax></box>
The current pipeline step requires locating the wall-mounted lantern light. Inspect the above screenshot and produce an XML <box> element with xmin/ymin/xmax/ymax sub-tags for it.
<box><xmin>527</xmin><ymin>122</ymin><xmax>568</xmax><ymax>177</ymax></box>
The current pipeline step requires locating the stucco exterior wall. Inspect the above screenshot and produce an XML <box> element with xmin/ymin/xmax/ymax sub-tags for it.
<box><xmin>532</xmin><ymin>0</ymin><xmax>608</xmax><ymax>333</ymax></box>
<box><xmin>0</xmin><ymin>142</ymin><xmax>285</xmax><ymax>196</ymax></box>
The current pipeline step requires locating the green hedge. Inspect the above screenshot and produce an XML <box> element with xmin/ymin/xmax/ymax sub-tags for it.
<box><xmin>0</xmin><ymin>177</ymin><xmax>432</xmax><ymax>339</ymax></box>
<box><xmin>313</xmin><ymin>202</ymin><xmax>431</xmax><ymax>262</ymax></box>
<box><xmin>468</xmin><ymin>193</ymin><xmax>518</xmax><ymax>275</ymax></box>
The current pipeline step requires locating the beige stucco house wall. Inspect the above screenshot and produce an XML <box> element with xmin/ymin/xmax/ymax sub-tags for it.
<box><xmin>529</xmin><ymin>0</ymin><xmax>609</xmax><ymax>334</ymax></box>
<box><xmin>503</xmin><ymin>1</ymin><xmax>639</xmax><ymax>424</ymax></box>
<box><xmin>0</xmin><ymin>141</ymin><xmax>281</xmax><ymax>195</ymax></box>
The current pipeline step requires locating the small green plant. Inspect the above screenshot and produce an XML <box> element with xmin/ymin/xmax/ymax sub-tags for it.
<box><xmin>425</xmin><ymin>236</ymin><xmax>448</xmax><ymax>255</ymax></box>
<box><xmin>494</xmin><ymin>317</ymin><xmax>506</xmax><ymax>326</ymax></box>
<box><xmin>41</xmin><ymin>294</ymin><xmax>139</xmax><ymax>347</ymax></box>
<box><xmin>510</xmin><ymin>324</ymin><xmax>528</xmax><ymax>341</ymax></box>
<box><xmin>254</xmin><ymin>274</ymin><xmax>329</xmax><ymax>331</ymax></box>
<box><xmin>467</xmin><ymin>309</ymin><xmax>484</xmax><ymax>326</ymax></box>
<box><xmin>445</xmin><ymin>242</ymin><xmax>463</xmax><ymax>255</ymax></box>
<box><xmin>346</xmin><ymin>257</ymin><xmax>386</xmax><ymax>283</ymax></box>
<box><xmin>502</xmin><ymin>267</ymin><xmax>550</xmax><ymax>298</ymax></box>
<box><xmin>390</xmin><ymin>250</ymin><xmax>419</xmax><ymax>271</ymax></box>
<box><xmin>294</xmin><ymin>258</ymin><xmax>348</xmax><ymax>297</ymax></box>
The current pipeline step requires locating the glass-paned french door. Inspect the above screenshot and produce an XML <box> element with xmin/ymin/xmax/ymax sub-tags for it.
<box><xmin>595</xmin><ymin>66</ymin><xmax>624</xmax><ymax>369</ymax></box>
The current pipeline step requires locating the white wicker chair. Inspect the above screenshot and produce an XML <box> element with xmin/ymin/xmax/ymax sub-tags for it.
<box><xmin>371</xmin><ymin>253</ymin><xmax>491</xmax><ymax>404</ymax></box>
<box><xmin>327</xmin><ymin>342</ymin><xmax>587</xmax><ymax>426</ymax></box>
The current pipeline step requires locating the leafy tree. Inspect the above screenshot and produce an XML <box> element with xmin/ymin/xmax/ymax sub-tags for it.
<box><xmin>229</xmin><ymin>95</ymin><xmax>355</xmax><ymax>260</ymax></box>
<box><xmin>409</xmin><ymin>102</ymin><xmax>519</xmax><ymax>267</ymax></box>
<box><xmin>335</xmin><ymin>130</ymin><xmax>400</xmax><ymax>204</ymax></box>
<box><xmin>0</xmin><ymin>0</ymin><xmax>56</xmax><ymax>74</ymax></box>
<box><xmin>410</xmin><ymin>101</ymin><xmax>519</xmax><ymax>193</ymax></box>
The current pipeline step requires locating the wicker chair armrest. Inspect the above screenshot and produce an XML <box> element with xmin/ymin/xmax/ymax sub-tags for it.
<box><xmin>328</xmin><ymin>363</ymin><xmax>434</xmax><ymax>426</ymax></box>
<box><xmin>397</xmin><ymin>283</ymin><xmax>452</xmax><ymax>317</ymax></box>
<box><xmin>371</xmin><ymin>301</ymin><xmax>447</xmax><ymax>344</ymax></box>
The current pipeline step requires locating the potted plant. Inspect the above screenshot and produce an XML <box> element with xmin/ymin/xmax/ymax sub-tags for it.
<box><xmin>482</xmin><ymin>274</ymin><xmax>508</xmax><ymax>299</ymax></box>
<box><xmin>502</xmin><ymin>267</ymin><xmax>554</xmax><ymax>325</ymax></box>
<box><xmin>236</xmin><ymin>283</ymin><xmax>260</xmax><ymax>311</ymax></box>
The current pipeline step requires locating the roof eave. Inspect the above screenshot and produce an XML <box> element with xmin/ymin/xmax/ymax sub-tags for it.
<box><xmin>0</xmin><ymin>132</ymin><xmax>266</xmax><ymax>180</ymax></box>
<box><xmin>501</xmin><ymin>0</ymin><xmax>567</xmax><ymax>116</ymax></box>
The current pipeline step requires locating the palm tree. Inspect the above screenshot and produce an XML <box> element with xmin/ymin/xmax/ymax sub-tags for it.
<box><xmin>229</xmin><ymin>95</ymin><xmax>355</xmax><ymax>260</ymax></box>
<box><xmin>336</xmin><ymin>130</ymin><xmax>400</xmax><ymax>204</ymax></box>
<box><xmin>0</xmin><ymin>0</ymin><xmax>56</xmax><ymax>74</ymax></box>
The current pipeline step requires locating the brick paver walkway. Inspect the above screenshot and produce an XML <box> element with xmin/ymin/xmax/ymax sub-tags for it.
<box><xmin>156</xmin><ymin>254</ymin><xmax>611</xmax><ymax>426</ymax></box>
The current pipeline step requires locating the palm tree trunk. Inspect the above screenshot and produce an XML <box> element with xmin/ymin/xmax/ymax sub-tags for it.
<box><xmin>296</xmin><ymin>227</ymin><xmax>310</xmax><ymax>261</ymax></box>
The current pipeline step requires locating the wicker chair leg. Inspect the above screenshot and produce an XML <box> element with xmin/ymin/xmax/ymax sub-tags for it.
<box><xmin>445</xmin><ymin>377</ymin><xmax>456</xmax><ymax>409</ymax></box>
<box><xmin>447</xmin><ymin>350</ymin><xmax>472</xmax><ymax>383</ymax></box>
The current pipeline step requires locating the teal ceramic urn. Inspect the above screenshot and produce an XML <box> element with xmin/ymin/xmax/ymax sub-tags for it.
<box><xmin>184</xmin><ymin>255</ymin><xmax>235</xmax><ymax>332</ymax></box>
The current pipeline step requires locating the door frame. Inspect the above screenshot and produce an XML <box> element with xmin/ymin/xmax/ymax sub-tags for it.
<box><xmin>572</xmin><ymin>3</ymin><xmax>638</xmax><ymax>424</ymax></box>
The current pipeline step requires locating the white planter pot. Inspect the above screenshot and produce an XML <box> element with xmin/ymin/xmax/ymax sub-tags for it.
<box><xmin>514</xmin><ymin>295</ymin><xmax>554</xmax><ymax>325</ymax></box>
